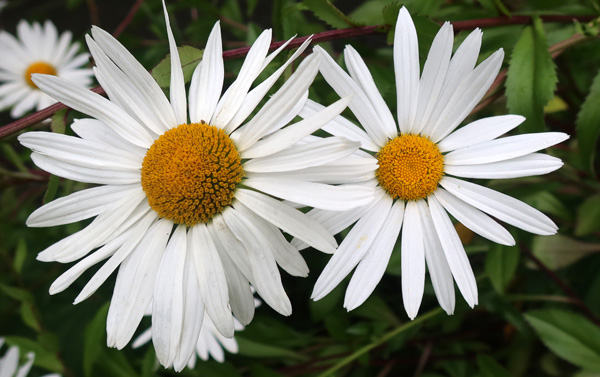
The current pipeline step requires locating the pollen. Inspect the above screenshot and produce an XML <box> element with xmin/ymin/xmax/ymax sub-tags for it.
<box><xmin>24</xmin><ymin>62</ymin><xmax>57</xmax><ymax>88</ymax></box>
<box><xmin>141</xmin><ymin>122</ymin><xmax>243</xmax><ymax>226</ymax></box>
<box><xmin>376</xmin><ymin>134</ymin><xmax>444</xmax><ymax>201</ymax></box>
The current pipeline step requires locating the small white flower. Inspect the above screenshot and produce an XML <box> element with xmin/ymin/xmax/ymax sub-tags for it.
<box><xmin>0</xmin><ymin>338</ymin><xmax>61</xmax><ymax>377</ymax></box>
<box><xmin>18</xmin><ymin>0</ymin><xmax>372</xmax><ymax>371</ymax></box>
<box><xmin>0</xmin><ymin>20</ymin><xmax>93</xmax><ymax>117</ymax></box>
<box><xmin>304</xmin><ymin>7</ymin><xmax>569</xmax><ymax>319</ymax></box>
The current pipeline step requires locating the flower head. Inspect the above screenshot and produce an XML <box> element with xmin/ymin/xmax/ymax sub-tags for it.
<box><xmin>305</xmin><ymin>7</ymin><xmax>569</xmax><ymax>319</ymax></box>
<box><xmin>18</xmin><ymin>1</ymin><xmax>372</xmax><ymax>371</ymax></box>
<box><xmin>0</xmin><ymin>20</ymin><xmax>93</xmax><ymax>117</ymax></box>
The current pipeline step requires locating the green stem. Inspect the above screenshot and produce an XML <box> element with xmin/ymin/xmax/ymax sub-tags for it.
<box><xmin>317</xmin><ymin>307</ymin><xmax>443</xmax><ymax>377</ymax></box>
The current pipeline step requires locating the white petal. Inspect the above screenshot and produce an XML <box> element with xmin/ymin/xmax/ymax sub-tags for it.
<box><xmin>221</xmin><ymin>207</ymin><xmax>292</xmax><ymax>316</ymax></box>
<box><xmin>48</xmin><ymin>231</ymin><xmax>129</xmax><ymax>295</ymax></box>
<box><xmin>344</xmin><ymin>45</ymin><xmax>397</xmax><ymax>139</ymax></box>
<box><xmin>430</xmin><ymin>49</ymin><xmax>504</xmax><ymax>142</ymax></box>
<box><xmin>444</xmin><ymin>132</ymin><xmax>569</xmax><ymax>165</ymax></box>
<box><xmin>90</xmin><ymin>25</ymin><xmax>178</xmax><ymax>128</ymax></box>
<box><xmin>315</xmin><ymin>46</ymin><xmax>388</xmax><ymax>146</ymax></box>
<box><xmin>27</xmin><ymin>184</ymin><xmax>139</xmax><ymax>227</ymax></box>
<box><xmin>225</xmin><ymin>37</ymin><xmax>312</xmax><ymax>133</ymax></box>
<box><xmin>189</xmin><ymin>22</ymin><xmax>223</xmax><ymax>124</ymax></box>
<box><xmin>394</xmin><ymin>7</ymin><xmax>420</xmax><ymax>134</ymax></box>
<box><xmin>433</xmin><ymin>188</ymin><xmax>514</xmax><ymax>246</ymax></box>
<box><xmin>427</xmin><ymin>195</ymin><xmax>478</xmax><ymax>307</ymax></box>
<box><xmin>210</xmin><ymin>215</ymin><xmax>254</xmax><ymax>280</ymax></box>
<box><xmin>73</xmin><ymin>210</ymin><xmax>156</xmax><ymax>304</ymax></box>
<box><xmin>106</xmin><ymin>219</ymin><xmax>172</xmax><ymax>349</ymax></box>
<box><xmin>190</xmin><ymin>224</ymin><xmax>234</xmax><ymax>338</ymax></box>
<box><xmin>344</xmin><ymin>200</ymin><xmax>404</xmax><ymax>311</ymax></box>
<box><xmin>419</xmin><ymin>201</ymin><xmax>455</xmax><ymax>315</ymax></box>
<box><xmin>445</xmin><ymin>153</ymin><xmax>564</xmax><ymax>179</ymax></box>
<box><xmin>413</xmin><ymin>22</ymin><xmax>453</xmax><ymax>135</ymax></box>
<box><xmin>1</xmin><ymin>346</ymin><xmax>20</xmax><ymax>377</ymax></box>
<box><xmin>440</xmin><ymin>176</ymin><xmax>558</xmax><ymax>235</ymax></box>
<box><xmin>243</xmin><ymin>136</ymin><xmax>358</xmax><ymax>172</ymax></box>
<box><xmin>401</xmin><ymin>200</ymin><xmax>425</xmax><ymax>319</ymax></box>
<box><xmin>234</xmin><ymin>201</ymin><xmax>309</xmax><ymax>277</ymax></box>
<box><xmin>212</xmin><ymin>29</ymin><xmax>272</xmax><ymax>129</ymax></box>
<box><xmin>31</xmin><ymin>74</ymin><xmax>154</xmax><ymax>148</ymax></box>
<box><xmin>71</xmin><ymin>118</ymin><xmax>147</xmax><ymax>156</ymax></box>
<box><xmin>312</xmin><ymin>195</ymin><xmax>393</xmax><ymax>300</ymax></box>
<box><xmin>209</xmin><ymin>230</ymin><xmax>255</xmax><ymax>325</ymax></box>
<box><xmin>19</xmin><ymin>131</ymin><xmax>142</xmax><ymax>171</ymax></box>
<box><xmin>240</xmin><ymin>96</ymin><xmax>352</xmax><ymax>158</ymax></box>
<box><xmin>30</xmin><ymin>153</ymin><xmax>140</xmax><ymax>185</ymax></box>
<box><xmin>152</xmin><ymin>225</ymin><xmax>187</xmax><ymax>367</ymax></box>
<box><xmin>235</xmin><ymin>53</ymin><xmax>320</xmax><ymax>150</ymax></box>
<box><xmin>299</xmin><ymin>99</ymin><xmax>380</xmax><ymax>152</ymax></box>
<box><xmin>161</xmin><ymin>0</ymin><xmax>187</xmax><ymax>125</ymax></box>
<box><xmin>235</xmin><ymin>188</ymin><xmax>337</xmax><ymax>254</ymax></box>
<box><xmin>174</xmin><ymin>234</ymin><xmax>205</xmax><ymax>372</ymax></box>
<box><xmin>243</xmin><ymin>177</ymin><xmax>374</xmax><ymax>211</ymax></box>
<box><xmin>37</xmin><ymin>191</ymin><xmax>146</xmax><ymax>262</ymax></box>
<box><xmin>438</xmin><ymin>115</ymin><xmax>525</xmax><ymax>152</ymax></box>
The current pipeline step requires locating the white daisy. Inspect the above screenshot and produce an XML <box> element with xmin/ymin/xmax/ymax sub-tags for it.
<box><xmin>17</xmin><ymin>1</ymin><xmax>373</xmax><ymax>371</ymax></box>
<box><xmin>303</xmin><ymin>7</ymin><xmax>569</xmax><ymax>319</ymax></box>
<box><xmin>0</xmin><ymin>338</ymin><xmax>61</xmax><ymax>377</ymax></box>
<box><xmin>0</xmin><ymin>20</ymin><xmax>93</xmax><ymax>117</ymax></box>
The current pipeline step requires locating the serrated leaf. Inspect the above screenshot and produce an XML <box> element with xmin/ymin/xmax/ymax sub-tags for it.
<box><xmin>525</xmin><ymin>309</ymin><xmax>600</xmax><ymax>372</ymax></box>
<box><xmin>477</xmin><ymin>355</ymin><xmax>512</xmax><ymax>377</ymax></box>
<box><xmin>151</xmin><ymin>45</ymin><xmax>203</xmax><ymax>88</ymax></box>
<box><xmin>531</xmin><ymin>234</ymin><xmax>600</xmax><ymax>270</ymax></box>
<box><xmin>83</xmin><ymin>302</ymin><xmax>109</xmax><ymax>377</ymax></box>
<box><xmin>485</xmin><ymin>243</ymin><xmax>520</xmax><ymax>294</ymax></box>
<box><xmin>506</xmin><ymin>17</ymin><xmax>557</xmax><ymax>133</ymax></box>
<box><xmin>302</xmin><ymin>0</ymin><xmax>357</xmax><ymax>29</ymax></box>
<box><xmin>382</xmin><ymin>2</ymin><xmax>401</xmax><ymax>26</ymax></box>
<box><xmin>577</xmin><ymin>66</ymin><xmax>600</xmax><ymax>175</ymax></box>
<box><xmin>236</xmin><ymin>337</ymin><xmax>307</xmax><ymax>360</ymax></box>
<box><xmin>576</xmin><ymin>195</ymin><xmax>600</xmax><ymax>236</ymax></box>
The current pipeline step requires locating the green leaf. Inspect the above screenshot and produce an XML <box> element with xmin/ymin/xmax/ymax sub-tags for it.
<box><xmin>151</xmin><ymin>46</ymin><xmax>203</xmax><ymax>88</ymax></box>
<box><xmin>20</xmin><ymin>302</ymin><xmax>41</xmax><ymax>332</ymax></box>
<box><xmin>50</xmin><ymin>108</ymin><xmax>67</xmax><ymax>134</ymax></box>
<box><xmin>141</xmin><ymin>347</ymin><xmax>158</xmax><ymax>377</ymax></box>
<box><xmin>506</xmin><ymin>17</ymin><xmax>557</xmax><ymax>133</ymax></box>
<box><xmin>576</xmin><ymin>194</ymin><xmax>600</xmax><ymax>236</ymax></box>
<box><xmin>577</xmin><ymin>66</ymin><xmax>600</xmax><ymax>175</ymax></box>
<box><xmin>4</xmin><ymin>336</ymin><xmax>64</xmax><ymax>373</ymax></box>
<box><xmin>531</xmin><ymin>234</ymin><xmax>600</xmax><ymax>270</ymax></box>
<box><xmin>477</xmin><ymin>355</ymin><xmax>512</xmax><ymax>377</ymax></box>
<box><xmin>13</xmin><ymin>237</ymin><xmax>27</xmax><ymax>274</ymax></box>
<box><xmin>525</xmin><ymin>309</ymin><xmax>600</xmax><ymax>372</ymax></box>
<box><xmin>485</xmin><ymin>243</ymin><xmax>520</xmax><ymax>294</ymax></box>
<box><xmin>0</xmin><ymin>284</ymin><xmax>33</xmax><ymax>302</ymax></box>
<box><xmin>236</xmin><ymin>337</ymin><xmax>307</xmax><ymax>360</ymax></box>
<box><xmin>302</xmin><ymin>0</ymin><xmax>358</xmax><ymax>29</ymax></box>
<box><xmin>83</xmin><ymin>302</ymin><xmax>109</xmax><ymax>377</ymax></box>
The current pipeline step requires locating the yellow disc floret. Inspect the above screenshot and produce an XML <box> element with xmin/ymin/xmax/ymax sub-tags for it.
<box><xmin>376</xmin><ymin>134</ymin><xmax>444</xmax><ymax>201</ymax></box>
<box><xmin>141</xmin><ymin>122</ymin><xmax>243</xmax><ymax>226</ymax></box>
<box><xmin>24</xmin><ymin>62</ymin><xmax>57</xmax><ymax>88</ymax></box>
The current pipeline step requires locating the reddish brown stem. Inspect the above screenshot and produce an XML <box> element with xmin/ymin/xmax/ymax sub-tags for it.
<box><xmin>452</xmin><ymin>14</ymin><xmax>595</xmax><ymax>31</ymax></box>
<box><xmin>113</xmin><ymin>0</ymin><xmax>145</xmax><ymax>38</ymax></box>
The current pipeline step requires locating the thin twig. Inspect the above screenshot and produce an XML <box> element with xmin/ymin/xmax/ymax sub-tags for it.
<box><xmin>412</xmin><ymin>340</ymin><xmax>433</xmax><ymax>377</ymax></box>
<box><xmin>520</xmin><ymin>244</ymin><xmax>600</xmax><ymax>326</ymax></box>
<box><xmin>113</xmin><ymin>0</ymin><xmax>145</xmax><ymax>38</ymax></box>
<box><xmin>452</xmin><ymin>14</ymin><xmax>596</xmax><ymax>31</ymax></box>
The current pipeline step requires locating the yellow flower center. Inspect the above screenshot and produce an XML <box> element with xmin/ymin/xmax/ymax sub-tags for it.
<box><xmin>376</xmin><ymin>134</ymin><xmax>444</xmax><ymax>201</ymax></box>
<box><xmin>141</xmin><ymin>122</ymin><xmax>243</xmax><ymax>226</ymax></box>
<box><xmin>24</xmin><ymin>62</ymin><xmax>57</xmax><ymax>88</ymax></box>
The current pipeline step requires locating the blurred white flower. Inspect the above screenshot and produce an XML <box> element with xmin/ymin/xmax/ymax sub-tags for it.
<box><xmin>0</xmin><ymin>19</ymin><xmax>93</xmax><ymax>117</ymax></box>
<box><xmin>0</xmin><ymin>338</ymin><xmax>61</xmax><ymax>377</ymax></box>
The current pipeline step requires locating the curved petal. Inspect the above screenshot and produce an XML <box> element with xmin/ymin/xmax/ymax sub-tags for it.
<box><xmin>162</xmin><ymin>0</ymin><xmax>187</xmax><ymax>125</ymax></box>
<box><xmin>401</xmin><ymin>200</ymin><xmax>425</xmax><ymax>319</ymax></box>
<box><xmin>438</xmin><ymin>115</ymin><xmax>525</xmax><ymax>152</ymax></box>
<box><xmin>344</xmin><ymin>200</ymin><xmax>404</xmax><ymax>311</ymax></box>
<box><xmin>394</xmin><ymin>7</ymin><xmax>420</xmax><ymax>134</ymax></box>
<box><xmin>445</xmin><ymin>153</ymin><xmax>563</xmax><ymax>179</ymax></box>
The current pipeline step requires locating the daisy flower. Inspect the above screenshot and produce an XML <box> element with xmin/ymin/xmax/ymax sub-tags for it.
<box><xmin>18</xmin><ymin>1</ymin><xmax>372</xmax><ymax>371</ymax></box>
<box><xmin>0</xmin><ymin>338</ymin><xmax>61</xmax><ymax>377</ymax></box>
<box><xmin>0</xmin><ymin>20</ymin><xmax>93</xmax><ymax>117</ymax></box>
<box><xmin>304</xmin><ymin>7</ymin><xmax>569</xmax><ymax>319</ymax></box>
